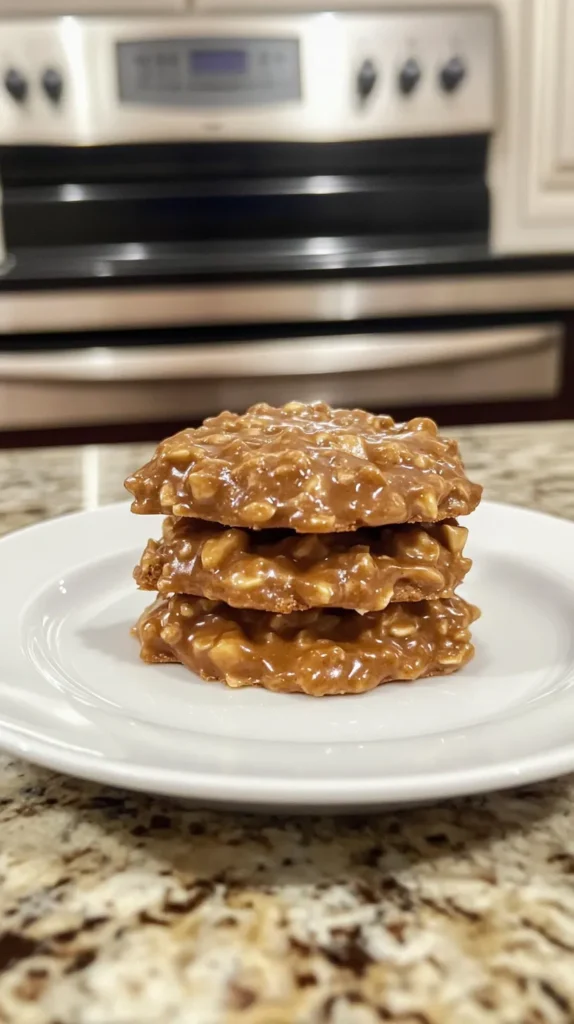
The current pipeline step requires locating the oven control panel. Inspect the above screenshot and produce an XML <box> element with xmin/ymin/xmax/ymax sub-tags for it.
<box><xmin>117</xmin><ymin>37</ymin><xmax>301</xmax><ymax>107</ymax></box>
<box><xmin>0</xmin><ymin>10</ymin><xmax>496</xmax><ymax>144</ymax></box>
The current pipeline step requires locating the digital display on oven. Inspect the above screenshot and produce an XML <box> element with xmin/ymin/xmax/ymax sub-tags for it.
<box><xmin>190</xmin><ymin>49</ymin><xmax>247</xmax><ymax>75</ymax></box>
<box><xmin>117</xmin><ymin>37</ymin><xmax>300</xmax><ymax>108</ymax></box>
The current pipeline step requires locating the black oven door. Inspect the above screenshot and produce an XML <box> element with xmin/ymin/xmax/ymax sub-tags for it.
<box><xmin>0</xmin><ymin>136</ymin><xmax>488</xmax><ymax>294</ymax></box>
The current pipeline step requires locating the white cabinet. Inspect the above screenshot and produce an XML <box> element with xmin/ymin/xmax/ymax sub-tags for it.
<box><xmin>492</xmin><ymin>0</ymin><xmax>574</xmax><ymax>252</ymax></box>
<box><xmin>552</xmin><ymin>1</ymin><xmax>574</xmax><ymax>174</ymax></box>
<box><xmin>526</xmin><ymin>0</ymin><xmax>574</xmax><ymax>195</ymax></box>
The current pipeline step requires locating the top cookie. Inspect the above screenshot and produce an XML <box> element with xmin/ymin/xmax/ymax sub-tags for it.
<box><xmin>125</xmin><ymin>402</ymin><xmax>482</xmax><ymax>532</ymax></box>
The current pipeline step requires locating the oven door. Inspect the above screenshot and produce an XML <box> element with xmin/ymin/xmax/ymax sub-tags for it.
<box><xmin>0</xmin><ymin>322</ymin><xmax>562</xmax><ymax>431</ymax></box>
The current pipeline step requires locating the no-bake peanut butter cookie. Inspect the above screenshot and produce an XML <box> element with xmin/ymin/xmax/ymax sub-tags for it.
<box><xmin>135</xmin><ymin>594</ymin><xmax>479</xmax><ymax>697</ymax></box>
<box><xmin>135</xmin><ymin>516</ymin><xmax>471</xmax><ymax>614</ymax></box>
<box><xmin>125</xmin><ymin>402</ymin><xmax>482</xmax><ymax>533</ymax></box>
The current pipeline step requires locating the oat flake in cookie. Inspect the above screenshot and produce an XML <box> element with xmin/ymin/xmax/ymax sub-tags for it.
<box><xmin>125</xmin><ymin>401</ymin><xmax>482</xmax><ymax>532</ymax></box>
<box><xmin>135</xmin><ymin>516</ymin><xmax>472</xmax><ymax>615</ymax></box>
<box><xmin>135</xmin><ymin>594</ymin><xmax>480</xmax><ymax>697</ymax></box>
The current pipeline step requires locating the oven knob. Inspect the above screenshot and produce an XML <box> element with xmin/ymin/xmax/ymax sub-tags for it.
<box><xmin>440</xmin><ymin>56</ymin><xmax>466</xmax><ymax>93</ymax></box>
<box><xmin>398</xmin><ymin>58</ymin><xmax>421</xmax><ymax>95</ymax></box>
<box><xmin>357</xmin><ymin>59</ymin><xmax>377</xmax><ymax>100</ymax></box>
<box><xmin>42</xmin><ymin>68</ymin><xmax>63</xmax><ymax>102</ymax></box>
<box><xmin>4</xmin><ymin>68</ymin><xmax>28</xmax><ymax>102</ymax></box>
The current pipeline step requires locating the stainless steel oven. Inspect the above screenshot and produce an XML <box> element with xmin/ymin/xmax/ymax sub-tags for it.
<box><xmin>0</xmin><ymin>323</ymin><xmax>563</xmax><ymax>430</ymax></box>
<box><xmin>0</xmin><ymin>6</ymin><xmax>568</xmax><ymax>434</ymax></box>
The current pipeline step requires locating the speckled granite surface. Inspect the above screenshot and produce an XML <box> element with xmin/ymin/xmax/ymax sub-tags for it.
<box><xmin>1</xmin><ymin>421</ymin><xmax>574</xmax><ymax>1024</ymax></box>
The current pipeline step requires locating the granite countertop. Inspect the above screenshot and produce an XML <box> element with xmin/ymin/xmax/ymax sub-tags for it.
<box><xmin>1</xmin><ymin>421</ymin><xmax>574</xmax><ymax>1024</ymax></box>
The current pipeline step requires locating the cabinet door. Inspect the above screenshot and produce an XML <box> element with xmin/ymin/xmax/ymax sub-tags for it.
<box><xmin>534</xmin><ymin>0</ymin><xmax>574</xmax><ymax>188</ymax></box>
<box><xmin>554</xmin><ymin>0</ymin><xmax>574</xmax><ymax>172</ymax></box>
<box><xmin>493</xmin><ymin>0</ymin><xmax>574</xmax><ymax>252</ymax></box>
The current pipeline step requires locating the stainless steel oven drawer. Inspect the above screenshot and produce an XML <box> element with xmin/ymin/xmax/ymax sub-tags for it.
<box><xmin>0</xmin><ymin>324</ymin><xmax>563</xmax><ymax>429</ymax></box>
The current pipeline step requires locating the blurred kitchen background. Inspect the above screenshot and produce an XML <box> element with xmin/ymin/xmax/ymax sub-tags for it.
<box><xmin>0</xmin><ymin>0</ymin><xmax>572</xmax><ymax>445</ymax></box>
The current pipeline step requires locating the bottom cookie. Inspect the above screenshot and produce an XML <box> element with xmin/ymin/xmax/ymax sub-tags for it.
<box><xmin>134</xmin><ymin>594</ymin><xmax>480</xmax><ymax>697</ymax></box>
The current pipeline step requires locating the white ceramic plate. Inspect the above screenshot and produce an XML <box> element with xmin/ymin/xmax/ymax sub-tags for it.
<box><xmin>1</xmin><ymin>500</ymin><xmax>574</xmax><ymax>810</ymax></box>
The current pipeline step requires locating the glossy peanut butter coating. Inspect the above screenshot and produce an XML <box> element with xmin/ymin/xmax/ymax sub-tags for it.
<box><xmin>135</xmin><ymin>516</ymin><xmax>471</xmax><ymax>614</ymax></box>
<box><xmin>135</xmin><ymin>594</ymin><xmax>479</xmax><ymax>697</ymax></box>
<box><xmin>125</xmin><ymin>402</ymin><xmax>482</xmax><ymax>532</ymax></box>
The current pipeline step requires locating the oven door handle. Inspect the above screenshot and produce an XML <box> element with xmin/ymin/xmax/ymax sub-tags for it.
<box><xmin>0</xmin><ymin>325</ymin><xmax>561</xmax><ymax>381</ymax></box>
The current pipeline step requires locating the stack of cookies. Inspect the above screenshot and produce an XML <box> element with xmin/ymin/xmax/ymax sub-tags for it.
<box><xmin>126</xmin><ymin>402</ymin><xmax>482</xmax><ymax>697</ymax></box>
